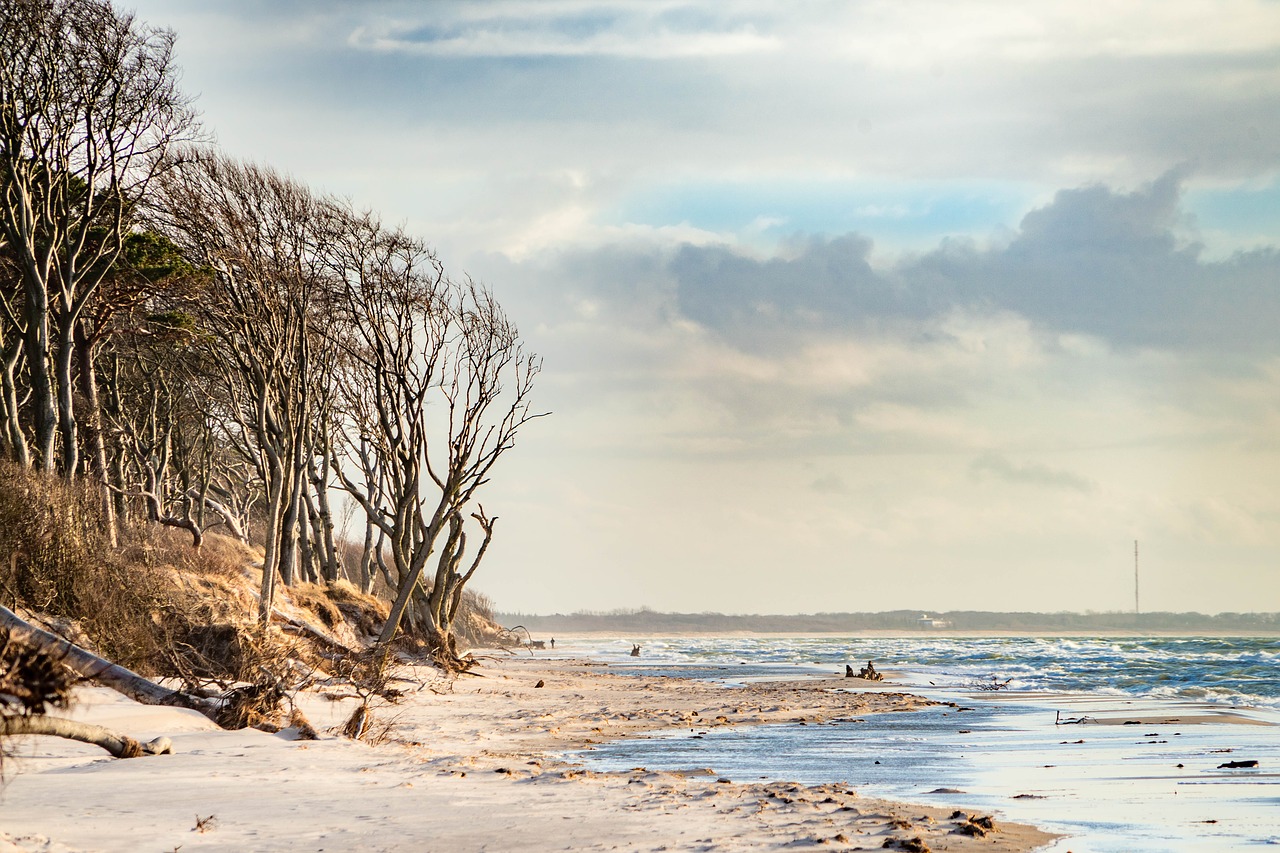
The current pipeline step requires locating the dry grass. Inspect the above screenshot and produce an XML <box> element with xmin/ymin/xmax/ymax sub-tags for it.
<box><xmin>155</xmin><ymin>528</ymin><xmax>258</xmax><ymax>579</ymax></box>
<box><xmin>0</xmin><ymin>465</ymin><xmax>496</xmax><ymax>740</ymax></box>
<box><xmin>0</xmin><ymin>464</ymin><xmax>173</xmax><ymax>672</ymax></box>
<box><xmin>453</xmin><ymin>588</ymin><xmax>507</xmax><ymax>646</ymax></box>
<box><xmin>311</xmin><ymin>580</ymin><xmax>388</xmax><ymax>640</ymax></box>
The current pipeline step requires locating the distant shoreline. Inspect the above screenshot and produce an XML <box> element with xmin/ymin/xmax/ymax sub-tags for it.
<box><xmin>500</xmin><ymin>608</ymin><xmax>1280</xmax><ymax>637</ymax></box>
<box><xmin>514</xmin><ymin>627</ymin><xmax>1280</xmax><ymax>639</ymax></box>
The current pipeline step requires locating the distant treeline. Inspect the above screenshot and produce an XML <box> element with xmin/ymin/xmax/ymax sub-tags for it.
<box><xmin>497</xmin><ymin>608</ymin><xmax>1280</xmax><ymax>634</ymax></box>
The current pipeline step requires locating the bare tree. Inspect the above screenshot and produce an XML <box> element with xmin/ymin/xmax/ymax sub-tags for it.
<box><xmin>0</xmin><ymin>0</ymin><xmax>197</xmax><ymax>545</ymax></box>
<box><xmin>326</xmin><ymin>211</ymin><xmax>543</xmax><ymax>664</ymax></box>
<box><xmin>103</xmin><ymin>306</ymin><xmax>214</xmax><ymax>547</ymax></box>
<box><xmin>153</xmin><ymin>154</ymin><xmax>327</xmax><ymax>623</ymax></box>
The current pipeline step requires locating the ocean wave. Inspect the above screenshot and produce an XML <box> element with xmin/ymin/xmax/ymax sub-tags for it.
<box><xmin>578</xmin><ymin>634</ymin><xmax>1280</xmax><ymax>711</ymax></box>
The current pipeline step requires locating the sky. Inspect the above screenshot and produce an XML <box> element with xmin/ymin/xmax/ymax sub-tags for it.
<box><xmin>126</xmin><ymin>0</ymin><xmax>1280</xmax><ymax>616</ymax></box>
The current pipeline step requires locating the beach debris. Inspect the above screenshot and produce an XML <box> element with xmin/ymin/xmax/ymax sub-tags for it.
<box><xmin>1</xmin><ymin>605</ymin><xmax>220</xmax><ymax>722</ymax></box>
<box><xmin>851</xmin><ymin>661</ymin><xmax>883</xmax><ymax>681</ymax></box>
<box><xmin>192</xmin><ymin>815</ymin><xmax>216</xmax><ymax>834</ymax></box>
<box><xmin>952</xmin><ymin>814</ymin><xmax>997</xmax><ymax>838</ymax></box>
<box><xmin>970</xmin><ymin>676</ymin><xmax>1011</xmax><ymax>691</ymax></box>
<box><xmin>1</xmin><ymin>624</ymin><xmax>178</xmax><ymax>760</ymax></box>
<box><xmin>926</xmin><ymin>788</ymin><xmax>965</xmax><ymax>794</ymax></box>
<box><xmin>630</xmin><ymin>645</ymin><xmax>641</xmax><ymax>657</ymax></box>
<box><xmin>1055</xmin><ymin>711</ymin><xmax>1096</xmax><ymax>725</ymax></box>
<box><xmin>1218</xmin><ymin>759</ymin><xmax>1259</xmax><ymax>769</ymax></box>
<box><xmin>341</xmin><ymin>704</ymin><xmax>371</xmax><ymax>740</ymax></box>
<box><xmin>881</xmin><ymin>837</ymin><xmax>930</xmax><ymax>852</ymax></box>
<box><xmin>1012</xmin><ymin>794</ymin><xmax>1046</xmax><ymax>799</ymax></box>
<box><xmin>288</xmin><ymin>708</ymin><xmax>319</xmax><ymax>740</ymax></box>
<box><xmin>534</xmin><ymin>680</ymin><xmax>545</xmax><ymax>688</ymax></box>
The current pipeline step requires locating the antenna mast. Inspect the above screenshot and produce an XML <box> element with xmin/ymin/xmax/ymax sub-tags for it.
<box><xmin>1134</xmin><ymin>540</ymin><xmax>1140</xmax><ymax>615</ymax></box>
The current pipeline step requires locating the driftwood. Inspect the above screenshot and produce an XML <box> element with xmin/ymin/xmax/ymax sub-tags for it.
<box><xmin>1055</xmin><ymin>710</ymin><xmax>1096</xmax><ymax>725</ymax></box>
<box><xmin>847</xmin><ymin>660</ymin><xmax>882</xmax><ymax>681</ymax></box>
<box><xmin>0</xmin><ymin>715</ymin><xmax>173</xmax><ymax>758</ymax></box>
<box><xmin>0</xmin><ymin>605</ymin><xmax>220</xmax><ymax>723</ymax></box>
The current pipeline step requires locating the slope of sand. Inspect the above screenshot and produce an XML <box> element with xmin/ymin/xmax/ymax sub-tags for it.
<box><xmin>0</xmin><ymin>654</ymin><xmax>1056</xmax><ymax>852</ymax></box>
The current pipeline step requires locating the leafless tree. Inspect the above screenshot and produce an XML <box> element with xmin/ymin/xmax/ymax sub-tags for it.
<box><xmin>153</xmin><ymin>154</ymin><xmax>327</xmax><ymax>623</ymax></box>
<box><xmin>326</xmin><ymin>210</ymin><xmax>543</xmax><ymax>664</ymax></box>
<box><xmin>0</xmin><ymin>0</ymin><xmax>198</xmax><ymax>545</ymax></box>
<box><xmin>101</xmin><ymin>305</ymin><xmax>217</xmax><ymax>547</ymax></box>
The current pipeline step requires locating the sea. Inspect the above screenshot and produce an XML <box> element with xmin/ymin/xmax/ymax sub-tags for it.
<box><xmin>559</xmin><ymin>635</ymin><xmax>1280</xmax><ymax>852</ymax></box>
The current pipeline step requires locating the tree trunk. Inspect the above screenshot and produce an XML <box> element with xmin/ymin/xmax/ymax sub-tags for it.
<box><xmin>22</xmin><ymin>277</ymin><xmax>56</xmax><ymax>473</ymax></box>
<box><xmin>1</xmin><ymin>714</ymin><xmax>173</xmax><ymax>758</ymax></box>
<box><xmin>359</xmin><ymin>517</ymin><xmax>376</xmax><ymax>594</ymax></box>
<box><xmin>0</xmin><ymin>338</ymin><xmax>29</xmax><ymax>466</ymax></box>
<box><xmin>310</xmin><ymin>450</ymin><xmax>341</xmax><ymax>583</ymax></box>
<box><xmin>297</xmin><ymin>495</ymin><xmax>315</xmax><ymax>584</ymax></box>
<box><xmin>75</xmin><ymin>325</ymin><xmax>117</xmax><ymax>545</ymax></box>
<box><xmin>258</xmin><ymin>464</ymin><xmax>284</xmax><ymax>625</ymax></box>
<box><xmin>277</xmin><ymin>471</ymin><xmax>301</xmax><ymax>587</ymax></box>
<box><xmin>376</xmin><ymin>505</ymin><xmax>449</xmax><ymax>646</ymax></box>
<box><xmin>0</xmin><ymin>605</ymin><xmax>220</xmax><ymax>723</ymax></box>
<box><xmin>54</xmin><ymin>318</ymin><xmax>78</xmax><ymax>479</ymax></box>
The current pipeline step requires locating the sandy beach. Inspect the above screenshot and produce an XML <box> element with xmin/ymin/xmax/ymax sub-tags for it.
<box><xmin>0</xmin><ymin>652</ymin><xmax>1056</xmax><ymax>852</ymax></box>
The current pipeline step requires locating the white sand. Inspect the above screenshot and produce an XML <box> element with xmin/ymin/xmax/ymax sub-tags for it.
<box><xmin>0</xmin><ymin>653</ymin><xmax>1056</xmax><ymax>852</ymax></box>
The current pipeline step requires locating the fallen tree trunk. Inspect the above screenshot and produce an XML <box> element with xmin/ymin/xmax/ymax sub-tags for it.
<box><xmin>0</xmin><ymin>605</ymin><xmax>220</xmax><ymax>724</ymax></box>
<box><xmin>0</xmin><ymin>715</ymin><xmax>173</xmax><ymax>758</ymax></box>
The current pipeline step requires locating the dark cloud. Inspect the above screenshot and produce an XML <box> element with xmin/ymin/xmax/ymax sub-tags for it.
<box><xmin>670</xmin><ymin>233</ymin><xmax>911</xmax><ymax>352</ymax></box>
<box><xmin>664</xmin><ymin>173</ymin><xmax>1280</xmax><ymax>353</ymax></box>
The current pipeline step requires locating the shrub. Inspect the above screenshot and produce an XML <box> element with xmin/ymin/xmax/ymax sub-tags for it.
<box><xmin>0</xmin><ymin>463</ymin><xmax>167</xmax><ymax>672</ymax></box>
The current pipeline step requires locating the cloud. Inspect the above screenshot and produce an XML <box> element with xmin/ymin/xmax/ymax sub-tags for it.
<box><xmin>969</xmin><ymin>452</ymin><xmax>1095</xmax><ymax>493</ymax></box>
<box><xmin>471</xmin><ymin>172</ymin><xmax>1280</xmax><ymax>476</ymax></box>
<box><xmin>658</xmin><ymin>173</ymin><xmax>1280</xmax><ymax>354</ymax></box>
<box><xmin>339</xmin><ymin>1</ymin><xmax>785</xmax><ymax>60</ymax></box>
